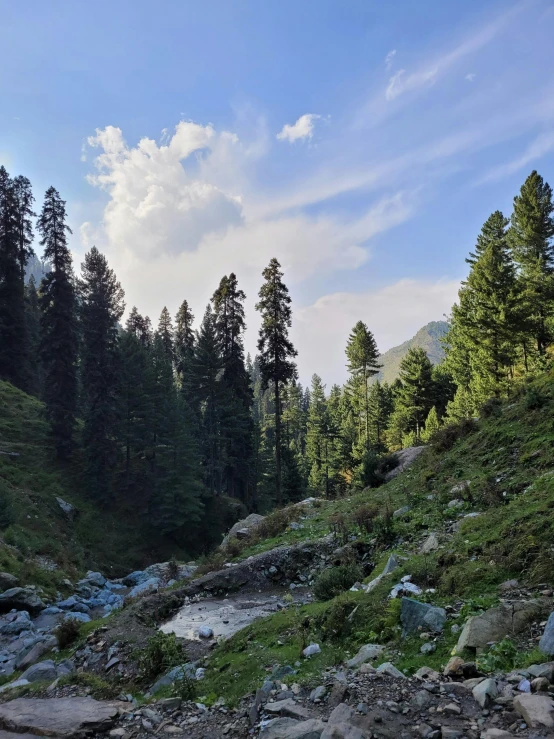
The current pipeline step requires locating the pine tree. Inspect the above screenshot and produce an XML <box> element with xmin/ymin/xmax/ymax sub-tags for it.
<box><xmin>421</xmin><ymin>406</ymin><xmax>440</xmax><ymax>442</ymax></box>
<box><xmin>366</xmin><ymin>380</ymin><xmax>393</xmax><ymax>450</ymax></box>
<box><xmin>174</xmin><ymin>299</ymin><xmax>195</xmax><ymax>387</ymax></box>
<box><xmin>306</xmin><ymin>374</ymin><xmax>327</xmax><ymax>494</ymax></box>
<box><xmin>126</xmin><ymin>307</ymin><xmax>153</xmax><ymax>348</ymax></box>
<box><xmin>509</xmin><ymin>170</ymin><xmax>554</xmax><ymax>356</ymax></box>
<box><xmin>345</xmin><ymin>321</ymin><xmax>381</xmax><ymax>452</ymax></box>
<box><xmin>157</xmin><ymin>307</ymin><xmax>174</xmax><ymax>360</ymax></box>
<box><xmin>388</xmin><ymin>347</ymin><xmax>434</xmax><ymax>444</ymax></box>
<box><xmin>13</xmin><ymin>176</ymin><xmax>35</xmax><ymax>280</ymax></box>
<box><xmin>256</xmin><ymin>258</ymin><xmax>297</xmax><ymax>506</ymax></box>
<box><xmin>23</xmin><ymin>276</ymin><xmax>43</xmax><ymax>397</ymax></box>
<box><xmin>0</xmin><ymin>166</ymin><xmax>27</xmax><ymax>388</ymax></box>
<box><xmin>79</xmin><ymin>247</ymin><xmax>125</xmax><ymax>501</ymax></box>
<box><xmin>38</xmin><ymin>187</ymin><xmax>78</xmax><ymax>459</ymax></box>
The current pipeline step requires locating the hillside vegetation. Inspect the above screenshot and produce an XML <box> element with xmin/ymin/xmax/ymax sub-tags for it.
<box><xmin>0</xmin><ymin>380</ymin><xmax>189</xmax><ymax>590</ymax></box>
<box><xmin>199</xmin><ymin>370</ymin><xmax>554</xmax><ymax>703</ymax></box>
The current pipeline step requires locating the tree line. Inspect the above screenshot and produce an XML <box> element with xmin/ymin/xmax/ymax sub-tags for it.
<box><xmin>0</xmin><ymin>165</ymin><xmax>552</xmax><ymax>553</ymax></box>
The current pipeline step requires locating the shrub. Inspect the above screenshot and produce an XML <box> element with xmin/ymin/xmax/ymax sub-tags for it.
<box><xmin>313</xmin><ymin>563</ymin><xmax>362</xmax><ymax>601</ymax></box>
<box><xmin>432</xmin><ymin>418</ymin><xmax>477</xmax><ymax>452</ymax></box>
<box><xmin>329</xmin><ymin>512</ymin><xmax>351</xmax><ymax>545</ymax></box>
<box><xmin>352</xmin><ymin>504</ymin><xmax>379</xmax><ymax>534</ymax></box>
<box><xmin>138</xmin><ymin>631</ymin><xmax>186</xmax><ymax>680</ymax></box>
<box><xmin>373</xmin><ymin>508</ymin><xmax>395</xmax><ymax>546</ymax></box>
<box><xmin>173</xmin><ymin>672</ymin><xmax>197</xmax><ymax>701</ymax></box>
<box><xmin>316</xmin><ymin>593</ymin><xmax>359</xmax><ymax>640</ymax></box>
<box><xmin>196</xmin><ymin>551</ymin><xmax>226</xmax><ymax>576</ymax></box>
<box><xmin>480</xmin><ymin>397</ymin><xmax>502</xmax><ymax>418</ymax></box>
<box><xmin>167</xmin><ymin>556</ymin><xmax>179</xmax><ymax>581</ymax></box>
<box><xmin>524</xmin><ymin>386</ymin><xmax>546</xmax><ymax>411</ymax></box>
<box><xmin>54</xmin><ymin>618</ymin><xmax>81</xmax><ymax>649</ymax></box>
<box><xmin>0</xmin><ymin>482</ymin><xmax>15</xmax><ymax>530</ymax></box>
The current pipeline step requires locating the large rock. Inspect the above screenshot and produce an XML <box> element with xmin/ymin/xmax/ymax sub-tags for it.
<box><xmin>20</xmin><ymin>660</ymin><xmax>58</xmax><ymax>683</ymax></box>
<box><xmin>539</xmin><ymin>612</ymin><xmax>554</xmax><ymax>656</ymax></box>
<box><xmin>346</xmin><ymin>644</ymin><xmax>385</xmax><ymax>668</ymax></box>
<box><xmin>222</xmin><ymin>513</ymin><xmax>265</xmax><ymax>547</ymax></box>
<box><xmin>149</xmin><ymin>663</ymin><xmax>196</xmax><ymax>695</ymax></box>
<box><xmin>513</xmin><ymin>693</ymin><xmax>554</xmax><ymax>729</ymax></box>
<box><xmin>127</xmin><ymin>578</ymin><xmax>160</xmax><ymax>599</ymax></box>
<box><xmin>265</xmin><ymin>699</ymin><xmax>312</xmax><ymax>721</ymax></box>
<box><xmin>14</xmin><ymin>640</ymin><xmax>54</xmax><ymax>671</ymax></box>
<box><xmin>0</xmin><ymin>697</ymin><xmax>124</xmax><ymax>736</ymax></box>
<box><xmin>0</xmin><ymin>589</ymin><xmax>45</xmax><ymax>616</ymax></box>
<box><xmin>401</xmin><ymin>597</ymin><xmax>446</xmax><ymax>635</ymax></box>
<box><xmin>0</xmin><ymin>574</ymin><xmax>18</xmax><ymax>592</ymax></box>
<box><xmin>262</xmin><ymin>718</ymin><xmax>325</xmax><ymax>739</ymax></box>
<box><xmin>55</xmin><ymin>496</ymin><xmax>77</xmax><ymax>520</ymax></box>
<box><xmin>456</xmin><ymin>599</ymin><xmax>549</xmax><ymax>652</ymax></box>
<box><xmin>0</xmin><ymin>611</ymin><xmax>33</xmax><ymax>636</ymax></box>
<box><xmin>383</xmin><ymin>446</ymin><xmax>425</xmax><ymax>482</ymax></box>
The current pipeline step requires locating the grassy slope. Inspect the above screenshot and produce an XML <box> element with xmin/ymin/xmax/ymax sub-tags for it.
<box><xmin>371</xmin><ymin>320</ymin><xmax>448</xmax><ymax>385</ymax></box>
<box><xmin>200</xmin><ymin>371</ymin><xmax>554</xmax><ymax>704</ymax></box>
<box><xmin>0</xmin><ymin>380</ymin><xmax>177</xmax><ymax>592</ymax></box>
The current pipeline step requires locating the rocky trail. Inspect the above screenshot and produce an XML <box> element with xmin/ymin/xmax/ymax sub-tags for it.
<box><xmin>0</xmin><ymin>463</ymin><xmax>554</xmax><ymax>737</ymax></box>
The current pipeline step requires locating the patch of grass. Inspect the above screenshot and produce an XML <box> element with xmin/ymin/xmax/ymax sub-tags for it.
<box><xmin>136</xmin><ymin>631</ymin><xmax>186</xmax><ymax>680</ymax></box>
<box><xmin>313</xmin><ymin>564</ymin><xmax>362</xmax><ymax>601</ymax></box>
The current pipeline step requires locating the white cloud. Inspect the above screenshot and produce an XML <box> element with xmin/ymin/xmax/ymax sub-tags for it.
<box><xmin>477</xmin><ymin>130</ymin><xmax>554</xmax><ymax>184</ymax></box>
<box><xmin>465</xmin><ymin>72</ymin><xmax>476</xmax><ymax>82</ymax></box>
<box><xmin>82</xmin><ymin>120</ymin><xmax>415</xmax><ymax>365</ymax></box>
<box><xmin>294</xmin><ymin>278</ymin><xmax>460</xmax><ymax>386</ymax></box>
<box><xmin>386</xmin><ymin>67</ymin><xmax>438</xmax><ymax>101</ymax></box>
<box><xmin>276</xmin><ymin>114</ymin><xmax>321</xmax><ymax>143</ymax></box>
<box><xmin>385</xmin><ymin>49</ymin><xmax>397</xmax><ymax>70</ymax></box>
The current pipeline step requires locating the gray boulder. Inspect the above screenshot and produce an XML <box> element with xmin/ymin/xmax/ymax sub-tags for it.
<box><xmin>20</xmin><ymin>660</ymin><xmax>58</xmax><ymax>683</ymax></box>
<box><xmin>420</xmin><ymin>532</ymin><xmax>439</xmax><ymax>554</ymax></box>
<box><xmin>150</xmin><ymin>663</ymin><xmax>196</xmax><ymax>694</ymax></box>
<box><xmin>472</xmin><ymin>677</ymin><xmax>498</xmax><ymax>708</ymax></box>
<box><xmin>127</xmin><ymin>577</ymin><xmax>160</xmax><ymax>599</ymax></box>
<box><xmin>456</xmin><ymin>599</ymin><xmax>549</xmax><ymax>652</ymax></box>
<box><xmin>401</xmin><ymin>597</ymin><xmax>446</xmax><ymax>635</ymax></box>
<box><xmin>375</xmin><ymin>662</ymin><xmax>406</xmax><ymax>679</ymax></box>
<box><xmin>84</xmin><ymin>571</ymin><xmax>106</xmax><ymax>588</ymax></box>
<box><xmin>513</xmin><ymin>693</ymin><xmax>554</xmax><ymax>729</ymax></box>
<box><xmin>262</xmin><ymin>717</ymin><xmax>325</xmax><ymax>739</ymax></box>
<box><xmin>383</xmin><ymin>446</ymin><xmax>425</xmax><ymax>481</ymax></box>
<box><xmin>346</xmin><ymin>643</ymin><xmax>385</xmax><ymax>668</ymax></box>
<box><xmin>539</xmin><ymin>612</ymin><xmax>554</xmax><ymax>656</ymax></box>
<box><xmin>56</xmin><ymin>496</ymin><xmax>77</xmax><ymax>520</ymax></box>
<box><xmin>0</xmin><ymin>588</ymin><xmax>45</xmax><ymax>615</ymax></box>
<box><xmin>0</xmin><ymin>573</ymin><xmax>19</xmax><ymax>592</ymax></box>
<box><xmin>0</xmin><ymin>697</ymin><xmax>124</xmax><ymax>736</ymax></box>
<box><xmin>222</xmin><ymin>513</ymin><xmax>265</xmax><ymax>547</ymax></box>
<box><xmin>15</xmin><ymin>638</ymin><xmax>55</xmax><ymax>670</ymax></box>
<box><xmin>0</xmin><ymin>610</ymin><xmax>34</xmax><ymax>635</ymax></box>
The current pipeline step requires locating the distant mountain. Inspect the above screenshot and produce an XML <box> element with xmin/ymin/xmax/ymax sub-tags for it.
<box><xmin>371</xmin><ymin>320</ymin><xmax>449</xmax><ymax>385</ymax></box>
<box><xmin>25</xmin><ymin>255</ymin><xmax>50</xmax><ymax>284</ymax></box>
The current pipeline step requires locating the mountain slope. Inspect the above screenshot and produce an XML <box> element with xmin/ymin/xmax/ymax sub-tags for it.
<box><xmin>372</xmin><ymin>320</ymin><xmax>449</xmax><ymax>384</ymax></box>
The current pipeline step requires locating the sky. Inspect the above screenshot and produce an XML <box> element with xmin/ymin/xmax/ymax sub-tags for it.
<box><xmin>2</xmin><ymin>0</ymin><xmax>554</xmax><ymax>387</ymax></box>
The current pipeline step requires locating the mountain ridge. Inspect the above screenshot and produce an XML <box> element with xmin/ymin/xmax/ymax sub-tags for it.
<box><xmin>372</xmin><ymin>319</ymin><xmax>449</xmax><ymax>384</ymax></box>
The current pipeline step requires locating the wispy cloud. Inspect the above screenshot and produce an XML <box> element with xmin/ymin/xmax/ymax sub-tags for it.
<box><xmin>477</xmin><ymin>130</ymin><xmax>554</xmax><ymax>184</ymax></box>
<box><xmin>385</xmin><ymin>49</ymin><xmax>397</xmax><ymax>70</ymax></box>
<box><xmin>465</xmin><ymin>72</ymin><xmax>476</xmax><ymax>82</ymax></box>
<box><xmin>277</xmin><ymin>113</ymin><xmax>321</xmax><ymax>143</ymax></box>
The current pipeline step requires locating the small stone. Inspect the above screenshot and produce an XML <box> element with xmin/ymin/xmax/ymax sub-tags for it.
<box><xmin>309</xmin><ymin>685</ymin><xmax>326</xmax><ymax>702</ymax></box>
<box><xmin>444</xmin><ymin>656</ymin><xmax>464</xmax><ymax>677</ymax></box>
<box><xmin>420</xmin><ymin>642</ymin><xmax>436</xmax><ymax>655</ymax></box>
<box><xmin>198</xmin><ymin>625</ymin><xmax>214</xmax><ymax>639</ymax></box>
<box><xmin>302</xmin><ymin>643</ymin><xmax>321</xmax><ymax>657</ymax></box>
<box><xmin>473</xmin><ymin>678</ymin><xmax>498</xmax><ymax>708</ymax></box>
<box><xmin>359</xmin><ymin>663</ymin><xmax>376</xmax><ymax>674</ymax></box>
<box><xmin>346</xmin><ymin>643</ymin><xmax>385</xmax><ymax>668</ymax></box>
<box><xmin>443</xmin><ymin>702</ymin><xmax>461</xmax><ymax>715</ymax></box>
<box><xmin>531</xmin><ymin>676</ymin><xmax>550</xmax><ymax>692</ymax></box>
<box><xmin>375</xmin><ymin>661</ymin><xmax>407</xmax><ymax>679</ymax></box>
<box><xmin>412</xmin><ymin>690</ymin><xmax>432</xmax><ymax>709</ymax></box>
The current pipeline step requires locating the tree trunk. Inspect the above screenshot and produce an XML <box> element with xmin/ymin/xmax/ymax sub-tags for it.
<box><xmin>364</xmin><ymin>371</ymin><xmax>369</xmax><ymax>452</ymax></box>
<box><xmin>275</xmin><ymin>380</ymin><xmax>282</xmax><ymax>506</ymax></box>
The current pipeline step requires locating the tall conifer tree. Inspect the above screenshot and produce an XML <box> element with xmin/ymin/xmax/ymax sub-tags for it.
<box><xmin>345</xmin><ymin>321</ymin><xmax>380</xmax><ymax>452</ymax></box>
<box><xmin>38</xmin><ymin>187</ymin><xmax>78</xmax><ymax>459</ymax></box>
<box><xmin>256</xmin><ymin>258</ymin><xmax>297</xmax><ymax>506</ymax></box>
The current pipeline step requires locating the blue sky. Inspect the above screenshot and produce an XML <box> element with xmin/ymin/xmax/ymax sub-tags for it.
<box><xmin>2</xmin><ymin>0</ymin><xmax>554</xmax><ymax>385</ymax></box>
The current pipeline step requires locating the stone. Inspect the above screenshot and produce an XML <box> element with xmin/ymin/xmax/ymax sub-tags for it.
<box><xmin>472</xmin><ymin>678</ymin><xmax>498</xmax><ymax>708</ymax></box>
<box><xmin>0</xmin><ymin>697</ymin><xmax>124</xmax><ymax>736</ymax></box>
<box><xmin>414</xmin><ymin>666</ymin><xmax>441</xmax><ymax>681</ymax></box>
<box><xmin>0</xmin><ymin>679</ymin><xmax>30</xmax><ymax>694</ymax></box>
<box><xmin>265</xmin><ymin>699</ymin><xmax>312</xmax><ymax>721</ymax></box>
<box><xmin>443</xmin><ymin>702</ymin><xmax>461</xmax><ymax>715</ymax></box>
<box><xmin>14</xmin><ymin>641</ymin><xmax>50</xmax><ymax>671</ymax></box>
<box><xmin>235</xmin><ymin>528</ymin><xmax>251</xmax><ymax>539</ymax></box>
<box><xmin>528</xmin><ymin>662</ymin><xmax>554</xmax><ymax>681</ymax></box>
<box><xmin>20</xmin><ymin>660</ymin><xmax>58</xmax><ymax>683</ymax></box>
<box><xmin>375</xmin><ymin>662</ymin><xmax>406</xmax><ymax>679</ymax></box>
<box><xmin>0</xmin><ymin>611</ymin><xmax>33</xmax><ymax>635</ymax></box>
<box><xmin>443</xmin><ymin>656</ymin><xmax>464</xmax><ymax>677</ymax></box>
<box><xmin>309</xmin><ymin>686</ymin><xmax>327</xmax><ymax>702</ymax></box>
<box><xmin>412</xmin><ymin>690</ymin><xmax>432</xmax><ymax>709</ymax></box>
<box><xmin>127</xmin><ymin>577</ymin><xmax>160</xmax><ymax>599</ymax></box>
<box><xmin>0</xmin><ymin>573</ymin><xmax>18</xmax><ymax>592</ymax></box>
<box><xmin>157</xmin><ymin>697</ymin><xmax>182</xmax><ymax>710</ymax></box>
<box><xmin>358</xmin><ymin>663</ymin><xmax>375</xmax><ymax>674</ymax></box>
<box><xmin>346</xmin><ymin>643</ymin><xmax>385</xmax><ymax>668</ymax></box>
<box><xmin>531</xmin><ymin>676</ymin><xmax>550</xmax><ymax>692</ymax></box>
<box><xmin>382</xmin><ymin>554</ymin><xmax>399</xmax><ymax>576</ymax></box>
<box><xmin>513</xmin><ymin>693</ymin><xmax>554</xmax><ymax>728</ymax></box>
<box><xmin>481</xmin><ymin>731</ymin><xmax>515</xmax><ymax>739</ymax></box>
<box><xmin>401</xmin><ymin>597</ymin><xmax>446</xmax><ymax>635</ymax></box>
<box><xmin>262</xmin><ymin>718</ymin><xmax>325</xmax><ymax>739</ymax></box>
<box><xmin>302</xmin><ymin>643</ymin><xmax>321</xmax><ymax>657</ymax></box>
<box><xmin>63</xmin><ymin>611</ymin><xmax>90</xmax><ymax>623</ymax></box>
<box><xmin>393</xmin><ymin>506</ymin><xmax>410</xmax><ymax>518</ymax></box>
<box><xmin>448</xmin><ymin>499</ymin><xmax>464</xmax><ymax>509</ymax></box>
<box><xmin>420</xmin><ymin>533</ymin><xmax>439</xmax><ymax>554</ymax></box>
<box><xmin>384</xmin><ymin>446</ymin><xmax>425</xmax><ymax>481</ymax></box>
<box><xmin>450</xmin><ymin>480</ymin><xmax>470</xmax><ymax>497</ymax></box>
<box><xmin>0</xmin><ymin>588</ymin><xmax>46</xmax><ymax>615</ymax></box>
<box><xmin>456</xmin><ymin>599</ymin><xmax>549</xmax><ymax>652</ymax></box>
<box><xmin>328</xmin><ymin>682</ymin><xmax>348</xmax><ymax>708</ymax></box>
<box><xmin>222</xmin><ymin>513</ymin><xmax>265</xmax><ymax>547</ymax></box>
<box><xmin>149</xmin><ymin>663</ymin><xmax>196</xmax><ymax>694</ymax></box>
<box><xmin>539</xmin><ymin>612</ymin><xmax>554</xmax><ymax>656</ymax></box>
<box><xmin>440</xmin><ymin>729</ymin><xmax>462</xmax><ymax>739</ymax></box>
<box><xmin>198</xmin><ymin>625</ymin><xmax>214</xmax><ymax>639</ymax></box>
<box><xmin>55</xmin><ymin>496</ymin><xmax>77</xmax><ymax>519</ymax></box>
<box><xmin>420</xmin><ymin>642</ymin><xmax>436</xmax><ymax>655</ymax></box>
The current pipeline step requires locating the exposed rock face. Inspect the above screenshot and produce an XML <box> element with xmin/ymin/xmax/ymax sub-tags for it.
<box><xmin>55</xmin><ymin>496</ymin><xmax>77</xmax><ymax>520</ymax></box>
<box><xmin>383</xmin><ymin>446</ymin><xmax>425</xmax><ymax>482</ymax></box>
<box><xmin>456</xmin><ymin>599</ymin><xmax>550</xmax><ymax>652</ymax></box>
<box><xmin>0</xmin><ymin>588</ymin><xmax>46</xmax><ymax>615</ymax></box>
<box><xmin>539</xmin><ymin>612</ymin><xmax>554</xmax><ymax>656</ymax></box>
<box><xmin>401</xmin><ymin>597</ymin><xmax>446</xmax><ymax>635</ymax></box>
<box><xmin>222</xmin><ymin>513</ymin><xmax>265</xmax><ymax>547</ymax></box>
<box><xmin>0</xmin><ymin>574</ymin><xmax>19</xmax><ymax>593</ymax></box>
<box><xmin>0</xmin><ymin>697</ymin><xmax>124</xmax><ymax>736</ymax></box>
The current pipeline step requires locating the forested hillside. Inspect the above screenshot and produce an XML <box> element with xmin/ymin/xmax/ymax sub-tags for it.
<box><xmin>1</xmin><ymin>164</ymin><xmax>554</xmax><ymax>570</ymax></box>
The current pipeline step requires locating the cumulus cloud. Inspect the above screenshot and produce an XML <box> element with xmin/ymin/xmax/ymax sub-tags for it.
<box><xmin>82</xmin><ymin>119</ymin><xmax>416</xmax><ymax>374</ymax></box>
<box><xmin>294</xmin><ymin>278</ymin><xmax>460</xmax><ymax>386</ymax></box>
<box><xmin>277</xmin><ymin>113</ymin><xmax>321</xmax><ymax>143</ymax></box>
<box><xmin>385</xmin><ymin>49</ymin><xmax>397</xmax><ymax>70</ymax></box>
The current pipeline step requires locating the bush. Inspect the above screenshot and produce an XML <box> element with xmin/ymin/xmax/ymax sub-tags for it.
<box><xmin>196</xmin><ymin>551</ymin><xmax>226</xmax><ymax>576</ymax></box>
<box><xmin>167</xmin><ymin>556</ymin><xmax>179</xmax><ymax>581</ymax></box>
<box><xmin>352</xmin><ymin>504</ymin><xmax>379</xmax><ymax>535</ymax></box>
<box><xmin>54</xmin><ymin>618</ymin><xmax>81</xmax><ymax>649</ymax></box>
<box><xmin>316</xmin><ymin>593</ymin><xmax>359</xmax><ymax>640</ymax></box>
<box><xmin>480</xmin><ymin>397</ymin><xmax>502</xmax><ymax>418</ymax></box>
<box><xmin>313</xmin><ymin>564</ymin><xmax>362</xmax><ymax>601</ymax></box>
<box><xmin>0</xmin><ymin>482</ymin><xmax>15</xmax><ymax>530</ymax></box>
<box><xmin>329</xmin><ymin>512</ymin><xmax>351</xmax><ymax>545</ymax></box>
<box><xmin>524</xmin><ymin>386</ymin><xmax>546</xmax><ymax>411</ymax></box>
<box><xmin>373</xmin><ymin>508</ymin><xmax>396</xmax><ymax>546</ymax></box>
<box><xmin>138</xmin><ymin>631</ymin><xmax>186</xmax><ymax>680</ymax></box>
<box><xmin>432</xmin><ymin>418</ymin><xmax>477</xmax><ymax>452</ymax></box>
<box><xmin>173</xmin><ymin>672</ymin><xmax>197</xmax><ymax>701</ymax></box>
